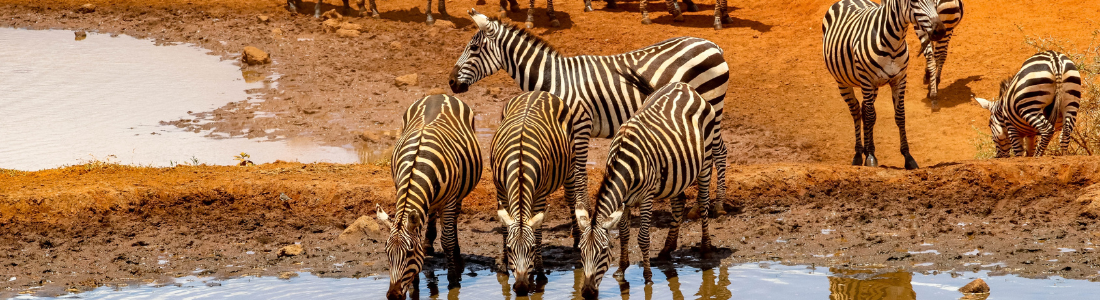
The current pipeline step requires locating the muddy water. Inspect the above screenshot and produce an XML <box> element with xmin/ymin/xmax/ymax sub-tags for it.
<box><xmin>0</xmin><ymin>28</ymin><xmax>356</xmax><ymax>170</ymax></box>
<box><xmin>20</xmin><ymin>263</ymin><xmax>1100</xmax><ymax>299</ymax></box>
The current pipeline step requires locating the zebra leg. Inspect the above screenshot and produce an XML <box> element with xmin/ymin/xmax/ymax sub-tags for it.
<box><xmin>712</xmin><ymin>139</ymin><xmax>728</xmax><ymax>215</ymax></box>
<box><xmin>889</xmin><ymin>79</ymin><xmax>919</xmax><ymax>169</ymax></box>
<box><xmin>840</xmin><ymin>87</ymin><xmax>864</xmax><ymax>166</ymax></box>
<box><xmin>287</xmin><ymin>0</ymin><xmax>299</xmax><ymax>14</ymax></box>
<box><xmin>424</xmin><ymin>211</ymin><xmax>438</xmax><ymax>256</ymax></box>
<box><xmin>638</xmin><ymin>195</ymin><xmax>655</xmax><ymax>284</ymax></box>
<box><xmin>606</xmin><ymin>0</ymin><xmax>618</xmax><ymax>10</ymax></box>
<box><xmin>1026</xmin><ymin>113</ymin><xmax>1056</xmax><ymax>157</ymax></box>
<box><xmin>925</xmin><ymin>41</ymin><xmax>940</xmax><ymax>104</ymax></box>
<box><xmin>356</xmin><ymin>0</ymin><xmax>365</xmax><ymax>16</ymax></box>
<box><xmin>584</xmin><ymin>0</ymin><xmax>594</xmax><ymax>12</ymax></box>
<box><xmin>438</xmin><ymin>0</ymin><xmax>450</xmax><ymax>20</ymax></box>
<box><xmin>341</xmin><ymin>0</ymin><xmax>351</xmax><ymax>15</ymax></box>
<box><xmin>547</xmin><ymin>0</ymin><xmax>560</xmax><ymax>27</ymax></box>
<box><xmin>934</xmin><ymin>38</ymin><xmax>952</xmax><ymax>96</ymax></box>
<box><xmin>525</xmin><ymin>0</ymin><xmax>535</xmax><ymax>28</ymax></box>
<box><xmin>314</xmin><ymin>0</ymin><xmax>323</xmax><ymax>18</ymax></box>
<box><xmin>859</xmin><ymin>86</ymin><xmax>879</xmax><ymax>167</ymax></box>
<box><xmin>665</xmin><ymin>0</ymin><xmax>685</xmax><ymax>22</ymax></box>
<box><xmin>564</xmin><ymin>160</ymin><xmax>587</xmax><ymax>249</ymax></box>
<box><xmin>508</xmin><ymin>0</ymin><xmax>521</xmax><ymax>12</ymax></box>
<box><xmin>426</xmin><ymin>0</ymin><xmax>436</xmax><ymax>27</ymax></box>
<box><xmin>614</xmin><ymin>205</ymin><xmax>632</xmax><ymax>278</ymax></box>
<box><xmin>640</xmin><ymin>0</ymin><xmax>652</xmax><ymax>25</ymax></box>
<box><xmin>916</xmin><ymin>29</ymin><xmax>933</xmax><ymax>84</ymax></box>
<box><xmin>713</xmin><ymin>0</ymin><xmax>732</xmax><ymax>30</ymax></box>
<box><xmin>657</xmin><ymin>193</ymin><xmax>685</xmax><ymax>260</ymax></box>
<box><xmin>368</xmin><ymin>0</ymin><xmax>379</xmax><ymax>18</ymax></box>
<box><xmin>534</xmin><ymin>222</ymin><xmax>546</xmax><ymax>279</ymax></box>
<box><xmin>1062</xmin><ymin>116</ymin><xmax>1076</xmax><ymax>154</ymax></box>
<box><xmin>696</xmin><ymin>164</ymin><xmax>714</xmax><ymax>254</ymax></box>
<box><xmin>442</xmin><ymin>201</ymin><xmax>464</xmax><ymax>281</ymax></box>
<box><xmin>682</xmin><ymin>0</ymin><xmax>699</xmax><ymax>12</ymax></box>
<box><xmin>1007</xmin><ymin>126</ymin><xmax>1025</xmax><ymax>157</ymax></box>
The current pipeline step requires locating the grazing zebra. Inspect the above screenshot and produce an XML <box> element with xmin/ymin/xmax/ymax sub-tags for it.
<box><xmin>498</xmin><ymin>0</ymin><xmax>561</xmax><ymax>28</ymax></box>
<box><xmin>575</xmin><ymin>82</ymin><xmax>727</xmax><ymax>299</ymax></box>
<box><xmin>491</xmin><ymin>91</ymin><xmax>593</xmax><ymax>295</ymax></box>
<box><xmin>449</xmin><ymin>9</ymin><xmax>731</xmax><ymax>213</ymax></box>
<box><xmin>822</xmin><ymin>0</ymin><xmax>947</xmax><ymax>170</ymax></box>
<box><xmin>285</xmin><ymin>0</ymin><xmax>447</xmax><ymax>24</ymax></box>
<box><xmin>915</xmin><ymin>0</ymin><xmax>964</xmax><ymax>104</ymax></box>
<box><xmin>632</xmin><ymin>0</ymin><xmax>733</xmax><ymax>30</ymax></box>
<box><xmin>973</xmin><ymin>51</ymin><xmax>1082</xmax><ymax>157</ymax></box>
<box><xmin>376</xmin><ymin>95</ymin><xmax>483</xmax><ymax>300</ymax></box>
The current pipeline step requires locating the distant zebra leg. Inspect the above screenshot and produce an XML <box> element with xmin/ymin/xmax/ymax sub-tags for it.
<box><xmin>614</xmin><ymin>206</ymin><xmax>631</xmax><ymax>278</ymax></box>
<box><xmin>314</xmin><ymin>0</ymin><xmax>322</xmax><ymax>18</ymax></box>
<box><xmin>640</xmin><ymin>0</ymin><xmax>652</xmax><ymax>24</ymax></box>
<box><xmin>367</xmin><ymin>0</ymin><xmax>379</xmax><ymax>18</ymax></box>
<box><xmin>438</xmin><ymin>0</ymin><xmax>450</xmax><ymax>19</ymax></box>
<box><xmin>638</xmin><ymin>195</ymin><xmax>656</xmax><ymax>284</ymax></box>
<box><xmin>1062</xmin><ymin>115</ymin><xmax>1077</xmax><ymax>154</ymax></box>
<box><xmin>525</xmin><ymin>0</ymin><xmax>535</xmax><ymax>28</ymax></box>
<box><xmin>934</xmin><ymin>38</ymin><xmax>952</xmax><ymax>92</ymax></box>
<box><xmin>891</xmin><ymin>78</ymin><xmax>918</xmax><ymax>169</ymax></box>
<box><xmin>840</xmin><ymin>87</ymin><xmax>864</xmax><ymax>166</ymax></box>
<box><xmin>442</xmin><ymin>201</ymin><xmax>464</xmax><ymax>281</ymax></box>
<box><xmin>859</xmin><ymin>86</ymin><xmax>879</xmax><ymax>167</ymax></box>
<box><xmin>925</xmin><ymin>41</ymin><xmax>940</xmax><ymax>100</ymax></box>
<box><xmin>713</xmin><ymin>0</ymin><xmax>732</xmax><ymax>30</ymax></box>
<box><xmin>666</xmin><ymin>0</ymin><xmax>685</xmax><ymax>22</ymax></box>
<box><xmin>712</xmin><ymin>140</ymin><xmax>728</xmax><ymax>215</ymax></box>
<box><xmin>584</xmin><ymin>0</ymin><xmax>594</xmax><ymax>12</ymax></box>
<box><xmin>424</xmin><ymin>211</ymin><xmax>438</xmax><ymax>255</ymax></box>
<box><xmin>341</xmin><ymin>0</ymin><xmax>351</xmax><ymax>15</ymax></box>
<box><xmin>916</xmin><ymin>29</ymin><xmax>934</xmax><ymax>84</ymax></box>
<box><xmin>356</xmin><ymin>0</ymin><xmax>366</xmax><ymax>16</ymax></box>
<box><xmin>500</xmin><ymin>0</ymin><xmax>520</xmax><ymax>12</ymax></box>
<box><xmin>696</xmin><ymin>163</ymin><xmax>713</xmax><ymax>253</ymax></box>
<box><xmin>547</xmin><ymin>0</ymin><xmax>560</xmax><ymax>27</ymax></box>
<box><xmin>657</xmin><ymin>193</ymin><xmax>684</xmax><ymax>260</ymax></box>
<box><xmin>426</xmin><ymin>0</ymin><xmax>436</xmax><ymax>24</ymax></box>
<box><xmin>287</xmin><ymin>0</ymin><xmax>300</xmax><ymax>13</ymax></box>
<box><xmin>682</xmin><ymin>0</ymin><xmax>699</xmax><ymax>12</ymax></box>
<box><xmin>606</xmin><ymin>0</ymin><xmax>618</xmax><ymax>10</ymax></box>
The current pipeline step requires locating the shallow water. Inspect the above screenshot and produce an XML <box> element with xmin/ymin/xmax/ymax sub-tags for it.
<box><xmin>15</xmin><ymin>263</ymin><xmax>1099</xmax><ymax>299</ymax></box>
<box><xmin>0</xmin><ymin>28</ymin><xmax>357</xmax><ymax>170</ymax></box>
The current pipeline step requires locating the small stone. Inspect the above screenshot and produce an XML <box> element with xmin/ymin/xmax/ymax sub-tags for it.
<box><xmin>389</xmin><ymin>41</ymin><xmax>402</xmax><ymax>49</ymax></box>
<box><xmin>395</xmin><ymin>73</ymin><xmax>419</xmax><ymax>88</ymax></box>
<box><xmin>958</xmin><ymin>278</ymin><xmax>990</xmax><ymax>294</ymax></box>
<box><xmin>74</xmin><ymin>31</ymin><xmax>87</xmax><ymax>41</ymax></box>
<box><xmin>271</xmin><ymin>28</ymin><xmax>284</xmax><ymax>36</ymax></box>
<box><xmin>433</xmin><ymin>19</ymin><xmax>456</xmax><ymax>29</ymax></box>
<box><xmin>278</xmin><ymin>271</ymin><xmax>298</xmax><ymax>280</ymax></box>
<box><xmin>322</xmin><ymin>18</ymin><xmax>342</xmax><ymax>33</ymax></box>
<box><xmin>484</xmin><ymin>87</ymin><xmax>502</xmax><ymax>97</ymax></box>
<box><xmin>336</xmin><ymin>29</ymin><xmax>360</xmax><ymax>38</ymax></box>
<box><xmin>428</xmin><ymin>87</ymin><xmax>447</xmax><ymax>95</ymax></box>
<box><xmin>76</xmin><ymin>3</ymin><xmax>95</xmax><ymax>14</ymax></box>
<box><xmin>257</xmin><ymin>15</ymin><xmax>270</xmax><ymax>23</ymax></box>
<box><xmin>242</xmin><ymin>46</ymin><xmax>271</xmax><ymax>65</ymax></box>
<box><xmin>339</xmin><ymin>22</ymin><xmax>363</xmax><ymax>32</ymax></box>
<box><xmin>338</xmin><ymin>215</ymin><xmax>383</xmax><ymax>244</ymax></box>
<box><xmin>320</xmin><ymin>9</ymin><xmax>343</xmax><ymax>21</ymax></box>
<box><xmin>277</xmin><ymin>244</ymin><xmax>304</xmax><ymax>257</ymax></box>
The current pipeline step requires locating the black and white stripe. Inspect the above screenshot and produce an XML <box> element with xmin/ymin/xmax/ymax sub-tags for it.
<box><xmin>822</xmin><ymin>0</ymin><xmax>946</xmax><ymax>170</ymax></box>
<box><xmin>575</xmin><ymin>82</ymin><xmax>727</xmax><ymax>299</ymax></box>
<box><xmin>974</xmin><ymin>51</ymin><xmax>1082</xmax><ymax>157</ymax></box>
<box><xmin>498</xmin><ymin>0</ymin><xmax>561</xmax><ymax>28</ymax></box>
<box><xmin>915</xmin><ymin>0</ymin><xmax>964</xmax><ymax>102</ymax></box>
<box><xmin>376</xmin><ymin>95</ymin><xmax>483</xmax><ymax>300</ymax></box>
<box><xmin>631</xmin><ymin>0</ymin><xmax>733</xmax><ymax>30</ymax></box>
<box><xmin>491</xmin><ymin>91</ymin><xmax>593</xmax><ymax>295</ymax></box>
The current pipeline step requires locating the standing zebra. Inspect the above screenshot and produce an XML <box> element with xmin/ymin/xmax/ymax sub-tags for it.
<box><xmin>491</xmin><ymin>91</ymin><xmax>592</xmax><ymax>296</ymax></box>
<box><xmin>822</xmin><ymin>0</ymin><xmax>947</xmax><ymax>170</ymax></box>
<box><xmin>376</xmin><ymin>95</ymin><xmax>483</xmax><ymax>300</ymax></box>
<box><xmin>634</xmin><ymin>0</ymin><xmax>733</xmax><ymax>30</ymax></box>
<box><xmin>285</xmin><ymin>0</ymin><xmax>447</xmax><ymax>24</ymax></box>
<box><xmin>576</xmin><ymin>82</ymin><xmax>727</xmax><ymax>299</ymax></box>
<box><xmin>974</xmin><ymin>51</ymin><xmax>1082</xmax><ymax>157</ymax></box>
<box><xmin>498</xmin><ymin>0</ymin><xmax>561</xmax><ymax>28</ymax></box>
<box><xmin>449</xmin><ymin>9</ymin><xmax>731</xmax><ymax>213</ymax></box>
<box><xmin>916</xmin><ymin>0</ymin><xmax>964</xmax><ymax>105</ymax></box>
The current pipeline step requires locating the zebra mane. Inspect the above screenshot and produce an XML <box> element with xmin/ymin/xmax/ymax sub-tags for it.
<box><xmin>487</xmin><ymin>16</ymin><xmax>561</xmax><ymax>55</ymax></box>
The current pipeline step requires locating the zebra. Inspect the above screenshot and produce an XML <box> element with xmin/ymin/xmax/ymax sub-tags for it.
<box><xmin>575</xmin><ymin>82</ymin><xmax>727</xmax><ymax>299</ymax></box>
<box><xmin>449</xmin><ymin>9</ymin><xmax>731</xmax><ymax>213</ymax></box>
<box><xmin>498</xmin><ymin>0</ymin><xmax>561</xmax><ymax>28</ymax></box>
<box><xmin>973</xmin><ymin>51</ymin><xmax>1082</xmax><ymax>157</ymax></box>
<box><xmin>915</xmin><ymin>0</ymin><xmax>964</xmax><ymax>105</ymax></box>
<box><xmin>821</xmin><ymin>0</ymin><xmax>947</xmax><ymax>170</ymax></box>
<box><xmin>285</xmin><ymin>0</ymin><xmax>447</xmax><ymax>24</ymax></box>
<box><xmin>491</xmin><ymin>91</ymin><xmax>593</xmax><ymax>296</ymax></box>
<box><xmin>375</xmin><ymin>94</ymin><xmax>483</xmax><ymax>300</ymax></box>
<box><xmin>634</xmin><ymin>0</ymin><xmax>733</xmax><ymax>30</ymax></box>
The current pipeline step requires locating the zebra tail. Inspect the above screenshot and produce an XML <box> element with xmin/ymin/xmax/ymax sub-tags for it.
<box><xmin>621</xmin><ymin>68</ymin><xmax>655</xmax><ymax>97</ymax></box>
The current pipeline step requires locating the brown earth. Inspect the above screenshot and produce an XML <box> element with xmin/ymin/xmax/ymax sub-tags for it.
<box><xmin>2</xmin><ymin>0</ymin><xmax>1100</xmax><ymax>297</ymax></box>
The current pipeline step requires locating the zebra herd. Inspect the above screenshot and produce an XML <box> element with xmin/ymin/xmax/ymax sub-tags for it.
<box><xmin>369</xmin><ymin>0</ymin><xmax>1084</xmax><ymax>299</ymax></box>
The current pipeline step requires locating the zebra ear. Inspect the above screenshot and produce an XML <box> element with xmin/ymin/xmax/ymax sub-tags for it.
<box><xmin>527</xmin><ymin>212</ymin><xmax>546</xmax><ymax>229</ymax></box>
<box><xmin>375</xmin><ymin>204</ymin><xmax>393</xmax><ymax>232</ymax></box>
<box><xmin>470</xmin><ymin>9</ymin><xmax>490</xmax><ymax>30</ymax></box>
<box><xmin>601</xmin><ymin>210</ymin><xmax>623</xmax><ymax>230</ymax></box>
<box><xmin>497</xmin><ymin>209</ymin><xmax>516</xmax><ymax>226</ymax></box>
<box><xmin>973</xmin><ymin>95</ymin><xmax>993</xmax><ymax>111</ymax></box>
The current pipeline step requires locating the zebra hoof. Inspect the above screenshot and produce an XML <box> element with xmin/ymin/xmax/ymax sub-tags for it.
<box><xmin>714</xmin><ymin>23</ymin><xmax>723</xmax><ymax>30</ymax></box>
<box><xmin>427</xmin><ymin>17</ymin><xmax>436</xmax><ymax>25</ymax></box>
<box><xmin>864</xmin><ymin>154</ymin><xmax>878</xmax><ymax>167</ymax></box>
<box><xmin>371</xmin><ymin>12</ymin><xmax>380</xmax><ymax>19</ymax></box>
<box><xmin>641</xmin><ymin>18</ymin><xmax>652</xmax><ymax>25</ymax></box>
<box><xmin>673</xmin><ymin>15</ymin><xmax>685</xmax><ymax>22</ymax></box>
<box><xmin>851</xmin><ymin>153</ymin><xmax>863</xmax><ymax>166</ymax></box>
<box><xmin>550</xmin><ymin>19</ymin><xmax>560</xmax><ymax>27</ymax></box>
<box><xmin>686</xmin><ymin>3</ymin><xmax>700</xmax><ymax>12</ymax></box>
<box><xmin>584</xmin><ymin>6</ymin><xmax>593</xmax><ymax>12</ymax></box>
<box><xmin>656</xmin><ymin>251</ymin><xmax>672</xmax><ymax>261</ymax></box>
<box><xmin>904</xmin><ymin>156</ymin><xmax>919</xmax><ymax>170</ymax></box>
<box><xmin>524</xmin><ymin>21</ymin><xmax>534</xmax><ymax>28</ymax></box>
<box><xmin>722</xmin><ymin>16</ymin><xmax>734</xmax><ymax>24</ymax></box>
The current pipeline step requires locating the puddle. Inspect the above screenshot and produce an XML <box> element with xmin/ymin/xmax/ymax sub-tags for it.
<box><xmin>0</xmin><ymin>28</ymin><xmax>357</xmax><ymax>170</ymax></box>
<box><xmin>15</xmin><ymin>263</ymin><xmax>1100</xmax><ymax>299</ymax></box>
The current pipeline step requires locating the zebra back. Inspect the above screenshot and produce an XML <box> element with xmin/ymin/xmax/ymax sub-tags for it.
<box><xmin>977</xmin><ymin>51</ymin><xmax>1082</xmax><ymax>157</ymax></box>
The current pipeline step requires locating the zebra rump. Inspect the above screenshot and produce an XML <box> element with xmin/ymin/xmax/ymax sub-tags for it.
<box><xmin>974</xmin><ymin>51</ymin><xmax>1082</xmax><ymax>157</ymax></box>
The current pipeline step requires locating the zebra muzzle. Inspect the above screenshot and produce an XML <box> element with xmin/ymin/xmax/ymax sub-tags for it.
<box><xmin>448</xmin><ymin>67</ymin><xmax>469</xmax><ymax>93</ymax></box>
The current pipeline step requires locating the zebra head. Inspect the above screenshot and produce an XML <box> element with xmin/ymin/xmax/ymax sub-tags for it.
<box><xmin>497</xmin><ymin>210</ymin><xmax>545</xmax><ymax>295</ymax></box>
<box><xmin>909</xmin><ymin>0</ymin><xmax>947</xmax><ymax>40</ymax></box>
<box><xmin>575</xmin><ymin>206</ymin><xmax>622</xmax><ymax>299</ymax></box>
<box><xmin>449</xmin><ymin>9</ymin><xmax>507</xmax><ymax>94</ymax></box>
<box><xmin>376</xmin><ymin>204</ymin><xmax>426</xmax><ymax>300</ymax></box>
<box><xmin>972</xmin><ymin>90</ymin><xmax>1010</xmax><ymax>158</ymax></box>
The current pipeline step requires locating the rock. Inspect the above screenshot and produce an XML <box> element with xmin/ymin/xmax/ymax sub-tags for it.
<box><xmin>74</xmin><ymin>31</ymin><xmax>87</xmax><ymax>41</ymax></box>
<box><xmin>338</xmin><ymin>215</ymin><xmax>383</xmax><ymax>244</ymax></box>
<box><xmin>434</xmin><ymin>19</ymin><xmax>456</xmax><ymax>29</ymax></box>
<box><xmin>278</xmin><ymin>271</ymin><xmax>298</xmax><ymax>280</ymax></box>
<box><xmin>958</xmin><ymin>278</ymin><xmax>990</xmax><ymax>294</ymax></box>
<box><xmin>271</xmin><ymin>28</ymin><xmax>284</xmax><ymax>36</ymax></box>
<box><xmin>336</xmin><ymin>29</ymin><xmax>360</xmax><ymax>38</ymax></box>
<box><xmin>76</xmin><ymin>3</ymin><xmax>95</xmax><ymax>14</ymax></box>
<box><xmin>257</xmin><ymin>15</ymin><xmax>270</xmax><ymax>23</ymax></box>
<box><xmin>1077</xmin><ymin>183</ymin><xmax>1100</xmax><ymax>219</ymax></box>
<box><xmin>321</xmin><ymin>9</ymin><xmax>343</xmax><ymax>21</ymax></box>
<box><xmin>277</xmin><ymin>244</ymin><xmax>304</xmax><ymax>257</ymax></box>
<box><xmin>428</xmin><ymin>87</ymin><xmax>447</xmax><ymax>95</ymax></box>
<box><xmin>340</xmin><ymin>22</ymin><xmax>363</xmax><ymax>32</ymax></box>
<box><xmin>389</xmin><ymin>41</ymin><xmax>402</xmax><ymax>49</ymax></box>
<box><xmin>322</xmin><ymin>18</ymin><xmax>342</xmax><ymax>33</ymax></box>
<box><xmin>242</xmin><ymin>46</ymin><xmax>271</xmax><ymax>65</ymax></box>
<box><xmin>395</xmin><ymin>73</ymin><xmax>419</xmax><ymax>88</ymax></box>
<box><xmin>484</xmin><ymin>87</ymin><xmax>503</xmax><ymax>98</ymax></box>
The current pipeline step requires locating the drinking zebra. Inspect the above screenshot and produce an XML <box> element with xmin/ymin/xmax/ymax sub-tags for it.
<box><xmin>491</xmin><ymin>91</ymin><xmax>593</xmax><ymax>295</ymax></box>
<box><xmin>376</xmin><ymin>95</ymin><xmax>483</xmax><ymax>300</ymax></box>
<box><xmin>576</xmin><ymin>82</ymin><xmax>727</xmax><ymax>299</ymax></box>
<box><xmin>498</xmin><ymin>0</ymin><xmax>561</xmax><ymax>28</ymax></box>
<box><xmin>285</xmin><ymin>0</ymin><xmax>447</xmax><ymax>24</ymax></box>
<box><xmin>821</xmin><ymin>0</ymin><xmax>946</xmax><ymax>170</ymax></box>
<box><xmin>632</xmin><ymin>0</ymin><xmax>733</xmax><ymax>30</ymax></box>
<box><xmin>973</xmin><ymin>51</ymin><xmax>1082</xmax><ymax>157</ymax></box>
<box><xmin>449</xmin><ymin>9</ymin><xmax>731</xmax><ymax>212</ymax></box>
<box><xmin>916</xmin><ymin>0</ymin><xmax>964</xmax><ymax>104</ymax></box>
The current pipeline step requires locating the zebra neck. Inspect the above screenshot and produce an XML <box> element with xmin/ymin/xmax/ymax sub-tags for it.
<box><xmin>497</xmin><ymin>32</ymin><xmax>564</xmax><ymax>92</ymax></box>
<box><xmin>879</xmin><ymin>0</ymin><xmax>913</xmax><ymax>35</ymax></box>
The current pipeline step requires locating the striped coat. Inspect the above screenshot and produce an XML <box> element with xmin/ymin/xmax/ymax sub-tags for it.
<box><xmin>974</xmin><ymin>51</ymin><xmax>1082</xmax><ymax>157</ymax></box>
<box><xmin>822</xmin><ymin>0</ymin><xmax>945</xmax><ymax>170</ymax></box>
<box><xmin>576</xmin><ymin>82</ymin><xmax>727</xmax><ymax>299</ymax></box>
<box><xmin>376</xmin><ymin>95</ymin><xmax>482</xmax><ymax>300</ymax></box>
<box><xmin>915</xmin><ymin>0</ymin><xmax>964</xmax><ymax>102</ymax></box>
<box><xmin>491</xmin><ymin>91</ymin><xmax>592</xmax><ymax>295</ymax></box>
